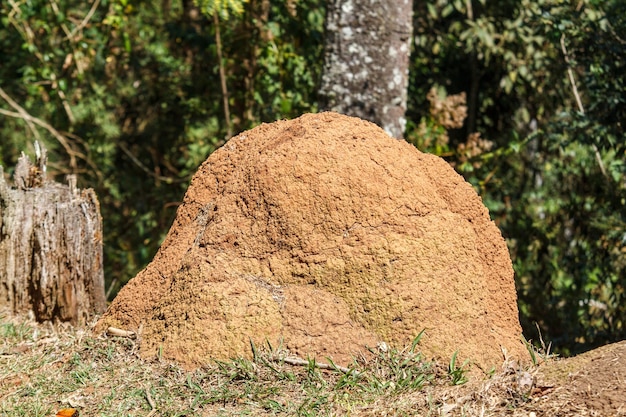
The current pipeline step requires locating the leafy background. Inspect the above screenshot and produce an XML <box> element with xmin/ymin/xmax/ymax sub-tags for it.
<box><xmin>1</xmin><ymin>0</ymin><xmax>624</xmax><ymax>356</ymax></box>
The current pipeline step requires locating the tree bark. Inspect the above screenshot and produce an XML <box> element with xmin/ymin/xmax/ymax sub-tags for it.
<box><xmin>0</xmin><ymin>144</ymin><xmax>106</xmax><ymax>324</ymax></box>
<box><xmin>319</xmin><ymin>0</ymin><xmax>413</xmax><ymax>139</ymax></box>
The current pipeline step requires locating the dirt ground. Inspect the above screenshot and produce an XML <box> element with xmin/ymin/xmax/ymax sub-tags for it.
<box><xmin>0</xmin><ymin>311</ymin><xmax>624</xmax><ymax>416</ymax></box>
<box><xmin>525</xmin><ymin>340</ymin><xmax>626</xmax><ymax>416</ymax></box>
<box><xmin>430</xmin><ymin>340</ymin><xmax>626</xmax><ymax>416</ymax></box>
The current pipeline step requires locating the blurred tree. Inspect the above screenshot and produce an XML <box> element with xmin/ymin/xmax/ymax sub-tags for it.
<box><xmin>0</xmin><ymin>0</ymin><xmax>325</xmax><ymax>298</ymax></box>
<box><xmin>408</xmin><ymin>0</ymin><xmax>625</xmax><ymax>354</ymax></box>
<box><xmin>318</xmin><ymin>0</ymin><xmax>413</xmax><ymax>138</ymax></box>
<box><xmin>1</xmin><ymin>0</ymin><xmax>624</xmax><ymax>356</ymax></box>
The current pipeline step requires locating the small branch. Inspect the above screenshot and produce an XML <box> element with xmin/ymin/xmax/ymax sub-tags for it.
<box><xmin>0</xmin><ymin>91</ymin><xmax>40</xmax><ymax>121</ymax></box>
<box><xmin>48</xmin><ymin>0</ymin><xmax>73</xmax><ymax>39</ymax></box>
<box><xmin>144</xmin><ymin>385</ymin><xmax>156</xmax><ymax>410</ymax></box>
<box><xmin>276</xmin><ymin>356</ymin><xmax>358</xmax><ymax>375</ymax></box>
<box><xmin>213</xmin><ymin>13</ymin><xmax>233</xmax><ymax>139</ymax></box>
<box><xmin>607</xmin><ymin>21</ymin><xmax>626</xmax><ymax>45</ymax></box>
<box><xmin>55</xmin><ymin>85</ymin><xmax>76</xmax><ymax>124</ymax></box>
<box><xmin>7</xmin><ymin>0</ymin><xmax>44</xmax><ymax>62</ymax></box>
<box><xmin>560</xmin><ymin>36</ymin><xmax>584</xmax><ymax>115</ymax></box>
<box><xmin>67</xmin><ymin>0</ymin><xmax>102</xmax><ymax>40</ymax></box>
<box><xmin>0</xmin><ymin>92</ymin><xmax>41</xmax><ymax>142</ymax></box>
<box><xmin>0</xmin><ymin>88</ymin><xmax>79</xmax><ymax>171</ymax></box>
<box><xmin>465</xmin><ymin>0</ymin><xmax>479</xmax><ymax>134</ymax></box>
<box><xmin>105</xmin><ymin>278</ymin><xmax>119</xmax><ymax>300</ymax></box>
<box><xmin>560</xmin><ymin>35</ymin><xmax>608</xmax><ymax>179</ymax></box>
<box><xmin>465</xmin><ymin>0</ymin><xmax>473</xmax><ymax>20</ymax></box>
<box><xmin>106</xmin><ymin>327</ymin><xmax>136</xmax><ymax>338</ymax></box>
<box><xmin>10</xmin><ymin>0</ymin><xmax>80</xmax><ymax>124</ymax></box>
<box><xmin>118</xmin><ymin>142</ymin><xmax>188</xmax><ymax>184</ymax></box>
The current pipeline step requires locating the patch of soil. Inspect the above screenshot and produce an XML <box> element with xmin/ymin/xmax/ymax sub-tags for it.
<box><xmin>368</xmin><ymin>341</ymin><xmax>626</xmax><ymax>416</ymax></box>
<box><xmin>95</xmin><ymin>112</ymin><xmax>527</xmax><ymax>370</ymax></box>
<box><xmin>2</xmin><ymin>311</ymin><xmax>623</xmax><ymax>416</ymax></box>
<box><xmin>527</xmin><ymin>341</ymin><xmax>626</xmax><ymax>416</ymax></box>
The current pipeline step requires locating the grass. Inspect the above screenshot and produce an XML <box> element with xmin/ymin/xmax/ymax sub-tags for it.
<box><xmin>448</xmin><ymin>351</ymin><xmax>469</xmax><ymax>386</ymax></box>
<box><xmin>0</xmin><ymin>313</ymin><xmax>539</xmax><ymax>416</ymax></box>
<box><xmin>522</xmin><ymin>323</ymin><xmax>557</xmax><ymax>366</ymax></box>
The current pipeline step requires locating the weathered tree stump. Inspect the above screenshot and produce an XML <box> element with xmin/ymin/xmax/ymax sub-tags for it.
<box><xmin>0</xmin><ymin>142</ymin><xmax>106</xmax><ymax>323</ymax></box>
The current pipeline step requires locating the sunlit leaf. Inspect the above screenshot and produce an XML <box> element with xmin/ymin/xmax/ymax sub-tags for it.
<box><xmin>56</xmin><ymin>409</ymin><xmax>79</xmax><ymax>417</ymax></box>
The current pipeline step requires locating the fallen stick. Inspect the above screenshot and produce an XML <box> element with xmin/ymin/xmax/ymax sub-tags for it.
<box><xmin>106</xmin><ymin>327</ymin><xmax>135</xmax><ymax>338</ymax></box>
<box><xmin>277</xmin><ymin>357</ymin><xmax>358</xmax><ymax>375</ymax></box>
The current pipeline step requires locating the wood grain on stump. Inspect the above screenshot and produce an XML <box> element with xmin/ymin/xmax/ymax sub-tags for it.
<box><xmin>0</xmin><ymin>144</ymin><xmax>106</xmax><ymax>323</ymax></box>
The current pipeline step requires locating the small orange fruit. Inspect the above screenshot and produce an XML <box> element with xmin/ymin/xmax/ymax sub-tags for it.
<box><xmin>56</xmin><ymin>408</ymin><xmax>79</xmax><ymax>417</ymax></box>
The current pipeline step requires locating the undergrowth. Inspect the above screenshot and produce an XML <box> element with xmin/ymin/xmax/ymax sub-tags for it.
<box><xmin>0</xmin><ymin>313</ymin><xmax>539</xmax><ymax>416</ymax></box>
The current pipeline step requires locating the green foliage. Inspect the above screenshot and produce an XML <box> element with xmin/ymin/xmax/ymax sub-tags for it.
<box><xmin>195</xmin><ymin>0</ymin><xmax>249</xmax><ymax>19</ymax></box>
<box><xmin>448</xmin><ymin>351</ymin><xmax>469</xmax><ymax>385</ymax></box>
<box><xmin>495</xmin><ymin>1</ymin><xmax>625</xmax><ymax>354</ymax></box>
<box><xmin>501</xmin><ymin>137</ymin><xmax>625</xmax><ymax>354</ymax></box>
<box><xmin>411</xmin><ymin>0</ymin><xmax>625</xmax><ymax>354</ymax></box>
<box><xmin>356</xmin><ymin>332</ymin><xmax>434</xmax><ymax>394</ymax></box>
<box><xmin>0</xmin><ymin>0</ymin><xmax>324</xmax><ymax>296</ymax></box>
<box><xmin>1</xmin><ymin>0</ymin><xmax>624</xmax><ymax>358</ymax></box>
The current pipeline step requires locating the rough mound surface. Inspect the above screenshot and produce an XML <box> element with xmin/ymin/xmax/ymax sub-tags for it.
<box><xmin>96</xmin><ymin>112</ymin><xmax>525</xmax><ymax>369</ymax></box>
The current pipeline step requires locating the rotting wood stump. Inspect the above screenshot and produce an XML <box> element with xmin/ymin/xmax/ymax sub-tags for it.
<box><xmin>0</xmin><ymin>142</ymin><xmax>106</xmax><ymax>323</ymax></box>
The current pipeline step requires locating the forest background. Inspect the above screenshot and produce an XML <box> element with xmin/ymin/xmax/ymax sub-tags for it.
<box><xmin>0</xmin><ymin>0</ymin><xmax>624</xmax><ymax>357</ymax></box>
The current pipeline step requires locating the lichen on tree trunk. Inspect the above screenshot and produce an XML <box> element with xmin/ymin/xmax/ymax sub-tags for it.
<box><xmin>0</xmin><ymin>144</ymin><xmax>106</xmax><ymax>323</ymax></box>
<box><xmin>318</xmin><ymin>0</ymin><xmax>413</xmax><ymax>139</ymax></box>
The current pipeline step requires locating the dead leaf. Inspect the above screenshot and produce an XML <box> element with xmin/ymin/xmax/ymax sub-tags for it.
<box><xmin>56</xmin><ymin>408</ymin><xmax>79</xmax><ymax>417</ymax></box>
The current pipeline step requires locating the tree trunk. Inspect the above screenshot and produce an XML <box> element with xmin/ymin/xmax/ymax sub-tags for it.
<box><xmin>0</xmin><ymin>143</ymin><xmax>106</xmax><ymax>324</ymax></box>
<box><xmin>318</xmin><ymin>0</ymin><xmax>413</xmax><ymax>139</ymax></box>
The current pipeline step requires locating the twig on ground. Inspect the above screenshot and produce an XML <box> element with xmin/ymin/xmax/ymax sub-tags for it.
<box><xmin>276</xmin><ymin>356</ymin><xmax>358</xmax><ymax>375</ymax></box>
<box><xmin>144</xmin><ymin>385</ymin><xmax>156</xmax><ymax>411</ymax></box>
<box><xmin>106</xmin><ymin>327</ymin><xmax>136</xmax><ymax>338</ymax></box>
